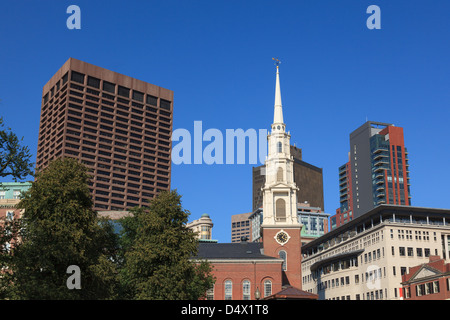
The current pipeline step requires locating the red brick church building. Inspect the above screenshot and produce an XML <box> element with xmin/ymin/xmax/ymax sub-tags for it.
<box><xmin>401</xmin><ymin>256</ymin><xmax>450</xmax><ymax>300</ymax></box>
<box><xmin>194</xmin><ymin>64</ymin><xmax>317</xmax><ymax>300</ymax></box>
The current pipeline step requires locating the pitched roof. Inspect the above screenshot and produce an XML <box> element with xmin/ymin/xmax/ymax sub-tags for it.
<box><xmin>264</xmin><ymin>286</ymin><xmax>318</xmax><ymax>300</ymax></box>
<box><xmin>194</xmin><ymin>242</ymin><xmax>281</xmax><ymax>261</ymax></box>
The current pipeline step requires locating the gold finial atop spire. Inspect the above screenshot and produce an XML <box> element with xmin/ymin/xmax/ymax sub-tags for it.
<box><xmin>272</xmin><ymin>57</ymin><xmax>281</xmax><ymax>68</ymax></box>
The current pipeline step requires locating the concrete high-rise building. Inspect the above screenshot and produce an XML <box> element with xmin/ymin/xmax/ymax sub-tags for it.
<box><xmin>302</xmin><ymin>205</ymin><xmax>450</xmax><ymax>300</ymax></box>
<box><xmin>332</xmin><ymin>121</ymin><xmax>411</xmax><ymax>223</ymax></box>
<box><xmin>36</xmin><ymin>58</ymin><xmax>173</xmax><ymax>211</ymax></box>
<box><xmin>231</xmin><ymin>212</ymin><xmax>252</xmax><ymax>243</ymax></box>
<box><xmin>331</xmin><ymin>154</ymin><xmax>353</xmax><ymax>230</ymax></box>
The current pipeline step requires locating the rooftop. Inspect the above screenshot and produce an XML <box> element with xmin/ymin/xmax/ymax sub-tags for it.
<box><xmin>194</xmin><ymin>242</ymin><xmax>281</xmax><ymax>261</ymax></box>
<box><xmin>302</xmin><ymin>204</ymin><xmax>450</xmax><ymax>254</ymax></box>
<box><xmin>263</xmin><ymin>285</ymin><xmax>319</xmax><ymax>300</ymax></box>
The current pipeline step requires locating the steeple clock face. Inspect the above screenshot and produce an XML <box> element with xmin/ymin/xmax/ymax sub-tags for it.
<box><xmin>275</xmin><ymin>230</ymin><xmax>290</xmax><ymax>246</ymax></box>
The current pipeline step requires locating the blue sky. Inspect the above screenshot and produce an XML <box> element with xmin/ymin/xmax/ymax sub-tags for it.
<box><xmin>1</xmin><ymin>1</ymin><xmax>449</xmax><ymax>243</ymax></box>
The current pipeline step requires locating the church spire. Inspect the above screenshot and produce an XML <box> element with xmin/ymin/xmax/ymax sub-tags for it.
<box><xmin>273</xmin><ymin>59</ymin><xmax>284</xmax><ymax>125</ymax></box>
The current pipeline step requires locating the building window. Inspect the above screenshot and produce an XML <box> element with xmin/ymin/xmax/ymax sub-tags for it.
<box><xmin>401</xmin><ymin>267</ymin><xmax>407</xmax><ymax>276</ymax></box>
<box><xmin>132</xmin><ymin>90</ymin><xmax>144</xmax><ymax>102</ymax></box>
<box><xmin>224</xmin><ymin>280</ymin><xmax>232</xmax><ymax>300</ymax></box>
<box><xmin>103</xmin><ymin>81</ymin><xmax>115</xmax><ymax>93</ymax></box>
<box><xmin>206</xmin><ymin>286</ymin><xmax>214</xmax><ymax>300</ymax></box>
<box><xmin>0</xmin><ymin>191</ymin><xmax>5</xmax><ymax>199</ymax></box>
<box><xmin>279</xmin><ymin>250</ymin><xmax>287</xmax><ymax>271</ymax></box>
<box><xmin>147</xmin><ymin>95</ymin><xmax>158</xmax><ymax>106</ymax></box>
<box><xmin>407</xmin><ymin>247</ymin><xmax>414</xmax><ymax>257</ymax></box>
<box><xmin>405</xmin><ymin>287</ymin><xmax>410</xmax><ymax>299</ymax></box>
<box><xmin>242</xmin><ymin>280</ymin><xmax>251</xmax><ymax>300</ymax></box>
<box><xmin>118</xmin><ymin>86</ymin><xmax>130</xmax><ymax>98</ymax></box>
<box><xmin>6</xmin><ymin>211</ymin><xmax>14</xmax><ymax>221</ymax></box>
<box><xmin>277</xmin><ymin>167</ymin><xmax>283</xmax><ymax>182</ymax></box>
<box><xmin>12</xmin><ymin>190</ymin><xmax>21</xmax><ymax>199</ymax></box>
<box><xmin>62</xmin><ymin>72</ymin><xmax>68</xmax><ymax>84</ymax></box>
<box><xmin>160</xmin><ymin>99</ymin><xmax>171</xmax><ymax>110</ymax></box>
<box><xmin>87</xmin><ymin>76</ymin><xmax>100</xmax><ymax>88</ymax></box>
<box><xmin>416</xmin><ymin>284</ymin><xmax>424</xmax><ymax>296</ymax></box>
<box><xmin>432</xmin><ymin>281</ymin><xmax>440</xmax><ymax>294</ymax></box>
<box><xmin>71</xmin><ymin>71</ymin><xmax>85</xmax><ymax>84</ymax></box>
<box><xmin>417</xmin><ymin>248</ymin><xmax>423</xmax><ymax>257</ymax></box>
<box><xmin>264</xmin><ymin>280</ymin><xmax>272</xmax><ymax>298</ymax></box>
<box><xmin>277</xmin><ymin>142</ymin><xmax>282</xmax><ymax>153</ymax></box>
<box><xmin>275</xmin><ymin>199</ymin><xmax>286</xmax><ymax>222</ymax></box>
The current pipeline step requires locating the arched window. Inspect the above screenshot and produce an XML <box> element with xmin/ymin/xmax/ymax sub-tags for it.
<box><xmin>206</xmin><ymin>285</ymin><xmax>214</xmax><ymax>300</ymax></box>
<box><xmin>264</xmin><ymin>280</ymin><xmax>272</xmax><ymax>298</ymax></box>
<box><xmin>277</xmin><ymin>167</ymin><xmax>283</xmax><ymax>182</ymax></box>
<box><xmin>277</xmin><ymin>141</ymin><xmax>282</xmax><ymax>153</ymax></box>
<box><xmin>276</xmin><ymin>199</ymin><xmax>286</xmax><ymax>222</ymax></box>
<box><xmin>279</xmin><ymin>250</ymin><xmax>287</xmax><ymax>271</ymax></box>
<box><xmin>242</xmin><ymin>280</ymin><xmax>251</xmax><ymax>300</ymax></box>
<box><xmin>224</xmin><ymin>280</ymin><xmax>232</xmax><ymax>300</ymax></box>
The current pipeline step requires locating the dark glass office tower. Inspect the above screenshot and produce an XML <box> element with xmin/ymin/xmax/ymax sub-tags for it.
<box><xmin>36</xmin><ymin>58</ymin><xmax>173</xmax><ymax>211</ymax></box>
<box><xmin>331</xmin><ymin>121</ymin><xmax>411</xmax><ymax>227</ymax></box>
<box><xmin>348</xmin><ymin>121</ymin><xmax>411</xmax><ymax>218</ymax></box>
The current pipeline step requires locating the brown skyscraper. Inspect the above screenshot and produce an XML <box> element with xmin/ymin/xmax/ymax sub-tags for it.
<box><xmin>252</xmin><ymin>145</ymin><xmax>324</xmax><ymax>212</ymax></box>
<box><xmin>36</xmin><ymin>58</ymin><xmax>173</xmax><ymax>211</ymax></box>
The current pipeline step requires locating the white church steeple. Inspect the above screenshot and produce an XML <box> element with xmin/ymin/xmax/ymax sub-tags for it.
<box><xmin>261</xmin><ymin>61</ymin><xmax>300</xmax><ymax>227</ymax></box>
<box><xmin>260</xmin><ymin>60</ymin><xmax>303</xmax><ymax>290</ymax></box>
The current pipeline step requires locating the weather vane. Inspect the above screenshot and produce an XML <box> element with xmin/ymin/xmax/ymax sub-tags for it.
<box><xmin>272</xmin><ymin>57</ymin><xmax>281</xmax><ymax>67</ymax></box>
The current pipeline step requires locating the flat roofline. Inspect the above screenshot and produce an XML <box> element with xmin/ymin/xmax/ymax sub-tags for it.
<box><xmin>365</xmin><ymin>121</ymin><xmax>394</xmax><ymax>127</ymax></box>
<box><xmin>42</xmin><ymin>57</ymin><xmax>173</xmax><ymax>100</ymax></box>
<box><xmin>0</xmin><ymin>182</ymin><xmax>32</xmax><ymax>186</ymax></box>
<box><xmin>302</xmin><ymin>204</ymin><xmax>450</xmax><ymax>251</ymax></box>
<box><xmin>350</xmin><ymin>121</ymin><xmax>394</xmax><ymax>138</ymax></box>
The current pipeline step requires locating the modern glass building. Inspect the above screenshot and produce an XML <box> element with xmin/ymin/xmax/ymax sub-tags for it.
<box><xmin>350</xmin><ymin>122</ymin><xmax>411</xmax><ymax>218</ymax></box>
<box><xmin>331</xmin><ymin>121</ymin><xmax>411</xmax><ymax>228</ymax></box>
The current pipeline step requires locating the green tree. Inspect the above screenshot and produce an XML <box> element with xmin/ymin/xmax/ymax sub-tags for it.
<box><xmin>118</xmin><ymin>190</ymin><xmax>215</xmax><ymax>300</ymax></box>
<box><xmin>0</xmin><ymin>117</ymin><xmax>34</xmax><ymax>182</ymax></box>
<box><xmin>4</xmin><ymin>158</ymin><xmax>118</xmax><ymax>299</ymax></box>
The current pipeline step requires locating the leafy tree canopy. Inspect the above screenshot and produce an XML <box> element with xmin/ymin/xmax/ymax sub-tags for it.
<box><xmin>4</xmin><ymin>158</ymin><xmax>118</xmax><ymax>300</ymax></box>
<box><xmin>118</xmin><ymin>190</ymin><xmax>215</xmax><ymax>300</ymax></box>
<box><xmin>0</xmin><ymin>117</ymin><xmax>34</xmax><ymax>183</ymax></box>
